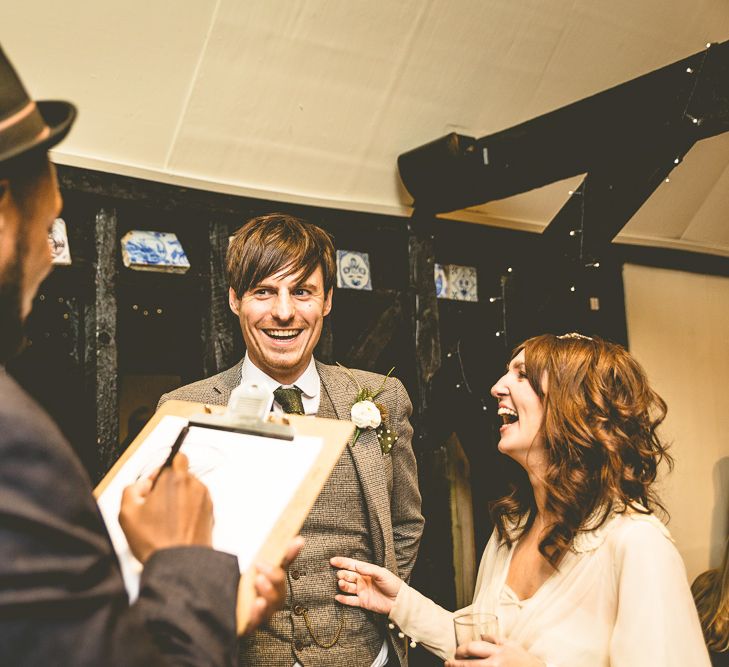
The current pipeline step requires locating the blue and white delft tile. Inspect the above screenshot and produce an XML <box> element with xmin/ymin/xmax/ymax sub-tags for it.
<box><xmin>48</xmin><ymin>218</ymin><xmax>71</xmax><ymax>266</ymax></box>
<box><xmin>446</xmin><ymin>264</ymin><xmax>478</xmax><ymax>302</ymax></box>
<box><xmin>434</xmin><ymin>263</ymin><xmax>448</xmax><ymax>299</ymax></box>
<box><xmin>121</xmin><ymin>230</ymin><xmax>191</xmax><ymax>274</ymax></box>
<box><xmin>337</xmin><ymin>250</ymin><xmax>372</xmax><ymax>290</ymax></box>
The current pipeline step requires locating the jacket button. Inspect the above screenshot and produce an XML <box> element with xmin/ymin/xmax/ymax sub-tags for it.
<box><xmin>294</xmin><ymin>640</ymin><xmax>305</xmax><ymax>651</ymax></box>
<box><xmin>291</xmin><ymin>569</ymin><xmax>304</xmax><ymax>580</ymax></box>
<box><xmin>293</xmin><ymin>604</ymin><xmax>304</xmax><ymax>615</ymax></box>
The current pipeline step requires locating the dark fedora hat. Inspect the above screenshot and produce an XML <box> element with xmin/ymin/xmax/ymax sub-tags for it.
<box><xmin>0</xmin><ymin>45</ymin><xmax>76</xmax><ymax>168</ymax></box>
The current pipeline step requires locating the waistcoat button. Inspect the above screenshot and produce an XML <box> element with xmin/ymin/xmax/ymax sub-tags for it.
<box><xmin>294</xmin><ymin>640</ymin><xmax>305</xmax><ymax>651</ymax></box>
<box><xmin>291</xmin><ymin>569</ymin><xmax>301</xmax><ymax>580</ymax></box>
<box><xmin>293</xmin><ymin>604</ymin><xmax>304</xmax><ymax>615</ymax></box>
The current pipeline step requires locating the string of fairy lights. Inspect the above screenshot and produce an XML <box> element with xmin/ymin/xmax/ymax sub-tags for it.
<box><xmin>440</xmin><ymin>41</ymin><xmax>717</xmax><ymax>422</ymax></box>
<box><xmin>561</xmin><ymin>41</ymin><xmax>715</xmax><ymax>292</ymax></box>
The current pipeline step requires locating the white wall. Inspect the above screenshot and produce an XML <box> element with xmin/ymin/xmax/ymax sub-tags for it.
<box><xmin>623</xmin><ymin>263</ymin><xmax>729</xmax><ymax>580</ymax></box>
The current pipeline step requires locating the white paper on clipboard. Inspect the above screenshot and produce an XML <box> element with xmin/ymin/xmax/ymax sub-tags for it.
<box><xmin>96</xmin><ymin>414</ymin><xmax>323</xmax><ymax>601</ymax></box>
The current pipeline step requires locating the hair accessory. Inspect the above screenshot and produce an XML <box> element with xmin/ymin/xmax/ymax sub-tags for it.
<box><xmin>557</xmin><ymin>332</ymin><xmax>593</xmax><ymax>341</ymax></box>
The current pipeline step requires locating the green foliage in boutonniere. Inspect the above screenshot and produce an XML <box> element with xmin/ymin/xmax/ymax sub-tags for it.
<box><xmin>337</xmin><ymin>364</ymin><xmax>399</xmax><ymax>453</ymax></box>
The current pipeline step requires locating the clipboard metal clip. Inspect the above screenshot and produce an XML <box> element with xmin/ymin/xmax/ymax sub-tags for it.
<box><xmin>189</xmin><ymin>383</ymin><xmax>295</xmax><ymax>441</ymax></box>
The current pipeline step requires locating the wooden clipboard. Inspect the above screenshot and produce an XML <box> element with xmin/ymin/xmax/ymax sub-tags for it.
<box><xmin>95</xmin><ymin>399</ymin><xmax>354</xmax><ymax>634</ymax></box>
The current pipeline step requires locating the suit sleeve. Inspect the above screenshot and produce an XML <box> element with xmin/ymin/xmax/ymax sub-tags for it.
<box><xmin>389</xmin><ymin>378</ymin><xmax>424</xmax><ymax>582</ymax></box>
<box><xmin>0</xmin><ymin>387</ymin><xmax>239</xmax><ymax>667</ymax></box>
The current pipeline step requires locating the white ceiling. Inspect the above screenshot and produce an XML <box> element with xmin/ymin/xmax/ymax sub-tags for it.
<box><xmin>5</xmin><ymin>1</ymin><xmax>729</xmax><ymax>254</ymax></box>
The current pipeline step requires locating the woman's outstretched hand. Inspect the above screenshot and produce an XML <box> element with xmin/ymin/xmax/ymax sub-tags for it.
<box><xmin>329</xmin><ymin>557</ymin><xmax>403</xmax><ymax>615</ymax></box>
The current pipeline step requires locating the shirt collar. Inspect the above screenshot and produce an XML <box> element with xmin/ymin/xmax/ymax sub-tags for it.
<box><xmin>240</xmin><ymin>354</ymin><xmax>320</xmax><ymax>398</ymax></box>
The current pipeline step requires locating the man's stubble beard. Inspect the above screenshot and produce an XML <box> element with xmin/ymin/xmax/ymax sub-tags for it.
<box><xmin>0</xmin><ymin>231</ymin><xmax>27</xmax><ymax>364</ymax></box>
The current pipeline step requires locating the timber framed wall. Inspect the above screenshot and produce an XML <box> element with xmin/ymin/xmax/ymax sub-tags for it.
<box><xmin>13</xmin><ymin>163</ymin><xmax>727</xmax><ymax>666</ymax></box>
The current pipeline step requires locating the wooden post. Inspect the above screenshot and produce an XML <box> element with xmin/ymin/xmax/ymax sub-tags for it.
<box><xmin>89</xmin><ymin>208</ymin><xmax>119</xmax><ymax>473</ymax></box>
<box><xmin>407</xmin><ymin>210</ymin><xmax>457</xmax><ymax>630</ymax></box>
<box><xmin>202</xmin><ymin>221</ymin><xmax>238</xmax><ymax>376</ymax></box>
<box><xmin>446</xmin><ymin>433</ymin><xmax>477</xmax><ymax>609</ymax></box>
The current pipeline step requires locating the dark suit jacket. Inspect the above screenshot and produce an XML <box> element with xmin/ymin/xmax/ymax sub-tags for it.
<box><xmin>0</xmin><ymin>368</ymin><xmax>240</xmax><ymax>666</ymax></box>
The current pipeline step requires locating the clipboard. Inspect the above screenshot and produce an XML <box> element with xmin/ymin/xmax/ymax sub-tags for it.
<box><xmin>95</xmin><ymin>399</ymin><xmax>354</xmax><ymax>634</ymax></box>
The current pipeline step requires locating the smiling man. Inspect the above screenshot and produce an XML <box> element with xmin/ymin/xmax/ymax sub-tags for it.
<box><xmin>159</xmin><ymin>213</ymin><xmax>424</xmax><ymax>667</ymax></box>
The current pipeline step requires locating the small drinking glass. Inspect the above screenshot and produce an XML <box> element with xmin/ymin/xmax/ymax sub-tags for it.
<box><xmin>453</xmin><ymin>611</ymin><xmax>500</xmax><ymax>647</ymax></box>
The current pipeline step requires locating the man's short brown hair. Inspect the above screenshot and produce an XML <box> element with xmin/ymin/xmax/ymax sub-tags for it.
<box><xmin>227</xmin><ymin>213</ymin><xmax>336</xmax><ymax>297</ymax></box>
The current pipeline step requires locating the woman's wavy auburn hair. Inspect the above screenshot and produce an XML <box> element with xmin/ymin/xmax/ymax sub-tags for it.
<box><xmin>490</xmin><ymin>333</ymin><xmax>672</xmax><ymax>567</ymax></box>
<box><xmin>692</xmin><ymin>537</ymin><xmax>729</xmax><ymax>652</ymax></box>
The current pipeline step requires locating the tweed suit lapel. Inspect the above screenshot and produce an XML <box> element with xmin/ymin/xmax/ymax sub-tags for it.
<box><xmin>315</xmin><ymin>360</ymin><xmax>393</xmax><ymax>567</ymax></box>
<box><xmin>211</xmin><ymin>359</ymin><xmax>244</xmax><ymax>405</ymax></box>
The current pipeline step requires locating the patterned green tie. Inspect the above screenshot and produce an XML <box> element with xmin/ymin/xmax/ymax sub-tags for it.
<box><xmin>273</xmin><ymin>385</ymin><xmax>305</xmax><ymax>415</ymax></box>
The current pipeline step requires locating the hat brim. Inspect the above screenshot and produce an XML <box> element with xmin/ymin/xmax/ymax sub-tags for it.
<box><xmin>0</xmin><ymin>99</ymin><xmax>76</xmax><ymax>166</ymax></box>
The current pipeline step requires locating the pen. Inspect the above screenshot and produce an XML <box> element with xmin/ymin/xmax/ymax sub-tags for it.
<box><xmin>150</xmin><ymin>423</ymin><xmax>190</xmax><ymax>490</ymax></box>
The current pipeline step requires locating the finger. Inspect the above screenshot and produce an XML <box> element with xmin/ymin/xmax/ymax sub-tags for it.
<box><xmin>171</xmin><ymin>451</ymin><xmax>190</xmax><ymax>472</ymax></box>
<box><xmin>349</xmin><ymin>559</ymin><xmax>382</xmax><ymax>578</ymax></box>
<box><xmin>244</xmin><ymin>597</ymin><xmax>266</xmax><ymax>633</ymax></box>
<box><xmin>256</xmin><ymin>573</ymin><xmax>274</xmax><ymax>594</ymax></box>
<box><xmin>455</xmin><ymin>640</ymin><xmax>494</xmax><ymax>658</ymax></box>
<box><xmin>334</xmin><ymin>593</ymin><xmax>362</xmax><ymax>607</ymax></box>
<box><xmin>329</xmin><ymin>557</ymin><xmax>374</xmax><ymax>576</ymax></box>
<box><xmin>330</xmin><ymin>556</ymin><xmax>352</xmax><ymax>570</ymax></box>
<box><xmin>337</xmin><ymin>579</ymin><xmax>357</xmax><ymax>594</ymax></box>
<box><xmin>336</xmin><ymin>570</ymin><xmax>357</xmax><ymax>583</ymax></box>
<box><xmin>282</xmin><ymin>536</ymin><xmax>305</xmax><ymax>567</ymax></box>
<box><xmin>135</xmin><ymin>477</ymin><xmax>153</xmax><ymax>497</ymax></box>
<box><xmin>255</xmin><ymin>563</ymin><xmax>285</xmax><ymax>587</ymax></box>
<box><xmin>121</xmin><ymin>478</ymin><xmax>152</xmax><ymax>505</ymax></box>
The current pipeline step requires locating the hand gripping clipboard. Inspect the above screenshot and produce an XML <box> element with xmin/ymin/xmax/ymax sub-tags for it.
<box><xmin>94</xmin><ymin>399</ymin><xmax>354</xmax><ymax>634</ymax></box>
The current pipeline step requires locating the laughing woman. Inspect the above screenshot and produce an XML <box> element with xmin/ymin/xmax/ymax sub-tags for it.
<box><xmin>331</xmin><ymin>333</ymin><xmax>710</xmax><ymax>667</ymax></box>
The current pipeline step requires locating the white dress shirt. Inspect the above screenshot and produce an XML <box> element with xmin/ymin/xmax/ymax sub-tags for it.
<box><xmin>238</xmin><ymin>354</ymin><xmax>390</xmax><ymax>667</ymax></box>
<box><xmin>239</xmin><ymin>354</ymin><xmax>320</xmax><ymax>415</ymax></box>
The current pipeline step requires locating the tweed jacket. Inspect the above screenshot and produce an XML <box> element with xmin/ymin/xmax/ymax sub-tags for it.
<box><xmin>159</xmin><ymin>359</ymin><xmax>425</xmax><ymax>666</ymax></box>
<box><xmin>0</xmin><ymin>368</ymin><xmax>240</xmax><ymax>666</ymax></box>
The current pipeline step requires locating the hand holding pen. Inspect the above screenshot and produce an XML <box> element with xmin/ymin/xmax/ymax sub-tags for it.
<box><xmin>119</xmin><ymin>425</ymin><xmax>213</xmax><ymax>564</ymax></box>
<box><xmin>116</xmin><ymin>421</ymin><xmax>307</xmax><ymax>637</ymax></box>
<box><xmin>150</xmin><ymin>423</ymin><xmax>190</xmax><ymax>490</ymax></box>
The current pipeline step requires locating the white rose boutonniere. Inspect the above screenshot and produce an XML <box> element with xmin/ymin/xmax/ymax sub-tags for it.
<box><xmin>337</xmin><ymin>363</ymin><xmax>398</xmax><ymax>453</ymax></box>
<box><xmin>351</xmin><ymin>400</ymin><xmax>382</xmax><ymax>429</ymax></box>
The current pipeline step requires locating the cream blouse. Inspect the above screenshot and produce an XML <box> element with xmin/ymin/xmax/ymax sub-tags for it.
<box><xmin>389</xmin><ymin>508</ymin><xmax>710</xmax><ymax>666</ymax></box>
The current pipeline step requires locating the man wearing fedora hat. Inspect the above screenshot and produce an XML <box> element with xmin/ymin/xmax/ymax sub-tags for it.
<box><xmin>0</xmin><ymin>46</ymin><xmax>295</xmax><ymax>665</ymax></box>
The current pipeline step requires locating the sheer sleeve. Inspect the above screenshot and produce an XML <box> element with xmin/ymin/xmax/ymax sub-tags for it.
<box><xmin>388</xmin><ymin>582</ymin><xmax>460</xmax><ymax>660</ymax></box>
<box><xmin>609</xmin><ymin>516</ymin><xmax>711</xmax><ymax>667</ymax></box>
<box><xmin>387</xmin><ymin>530</ymin><xmax>503</xmax><ymax>660</ymax></box>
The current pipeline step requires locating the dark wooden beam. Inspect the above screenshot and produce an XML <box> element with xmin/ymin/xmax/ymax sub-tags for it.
<box><xmin>398</xmin><ymin>40</ymin><xmax>729</xmax><ymax>214</ymax></box>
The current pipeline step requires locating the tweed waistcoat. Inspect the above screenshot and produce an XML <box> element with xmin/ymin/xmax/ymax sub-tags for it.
<box><xmin>159</xmin><ymin>359</ymin><xmax>420</xmax><ymax>667</ymax></box>
<box><xmin>238</xmin><ymin>389</ymin><xmax>384</xmax><ymax>667</ymax></box>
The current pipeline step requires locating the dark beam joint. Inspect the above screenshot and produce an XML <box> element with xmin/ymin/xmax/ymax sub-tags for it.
<box><xmin>398</xmin><ymin>40</ymin><xmax>729</xmax><ymax>214</ymax></box>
